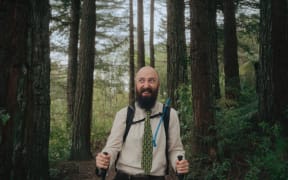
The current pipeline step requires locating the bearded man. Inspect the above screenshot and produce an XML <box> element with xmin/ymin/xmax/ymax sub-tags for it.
<box><xmin>96</xmin><ymin>66</ymin><xmax>189</xmax><ymax>180</ymax></box>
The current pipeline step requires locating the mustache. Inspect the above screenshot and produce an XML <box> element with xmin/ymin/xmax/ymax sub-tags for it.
<box><xmin>140</xmin><ymin>88</ymin><xmax>153</xmax><ymax>94</ymax></box>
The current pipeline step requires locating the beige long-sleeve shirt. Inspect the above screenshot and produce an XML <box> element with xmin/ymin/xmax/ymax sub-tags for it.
<box><xmin>102</xmin><ymin>102</ymin><xmax>185</xmax><ymax>176</ymax></box>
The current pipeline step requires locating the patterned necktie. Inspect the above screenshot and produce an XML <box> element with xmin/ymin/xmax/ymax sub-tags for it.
<box><xmin>142</xmin><ymin>110</ymin><xmax>152</xmax><ymax>174</ymax></box>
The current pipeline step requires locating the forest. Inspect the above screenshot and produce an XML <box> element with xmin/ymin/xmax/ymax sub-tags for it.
<box><xmin>0</xmin><ymin>0</ymin><xmax>288</xmax><ymax>179</ymax></box>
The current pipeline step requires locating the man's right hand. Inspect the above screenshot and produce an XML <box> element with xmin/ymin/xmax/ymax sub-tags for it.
<box><xmin>95</xmin><ymin>152</ymin><xmax>111</xmax><ymax>169</ymax></box>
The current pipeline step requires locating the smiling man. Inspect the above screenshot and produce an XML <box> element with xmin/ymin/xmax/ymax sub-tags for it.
<box><xmin>135</xmin><ymin>66</ymin><xmax>159</xmax><ymax>110</ymax></box>
<box><xmin>96</xmin><ymin>66</ymin><xmax>189</xmax><ymax>180</ymax></box>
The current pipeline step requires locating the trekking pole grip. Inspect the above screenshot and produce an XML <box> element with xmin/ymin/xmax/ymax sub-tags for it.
<box><xmin>177</xmin><ymin>155</ymin><xmax>184</xmax><ymax>180</ymax></box>
<box><xmin>101</xmin><ymin>152</ymin><xmax>108</xmax><ymax>180</ymax></box>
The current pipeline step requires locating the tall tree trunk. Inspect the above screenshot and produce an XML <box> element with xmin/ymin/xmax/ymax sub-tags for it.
<box><xmin>137</xmin><ymin>0</ymin><xmax>145</xmax><ymax>69</ymax></box>
<box><xmin>67</xmin><ymin>0</ymin><xmax>80</xmax><ymax>125</ymax></box>
<box><xmin>25</xmin><ymin>1</ymin><xmax>51</xmax><ymax>178</ymax></box>
<box><xmin>149</xmin><ymin>0</ymin><xmax>155</xmax><ymax>67</ymax></box>
<box><xmin>129</xmin><ymin>0</ymin><xmax>135</xmax><ymax>106</ymax></box>
<box><xmin>0</xmin><ymin>1</ymin><xmax>27</xmax><ymax>177</ymax></box>
<box><xmin>167</xmin><ymin>0</ymin><xmax>187</xmax><ymax>108</ymax></box>
<box><xmin>70</xmin><ymin>0</ymin><xmax>96</xmax><ymax>160</ymax></box>
<box><xmin>0</xmin><ymin>0</ymin><xmax>51</xmax><ymax>179</ymax></box>
<box><xmin>190</xmin><ymin>0</ymin><xmax>216</xmax><ymax>178</ymax></box>
<box><xmin>259</xmin><ymin>0</ymin><xmax>288</xmax><ymax>135</ymax></box>
<box><xmin>223</xmin><ymin>0</ymin><xmax>241</xmax><ymax>100</ymax></box>
<box><xmin>209</xmin><ymin>1</ymin><xmax>221</xmax><ymax>99</ymax></box>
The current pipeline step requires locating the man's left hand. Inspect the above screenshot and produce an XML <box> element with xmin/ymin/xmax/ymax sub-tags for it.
<box><xmin>176</xmin><ymin>159</ymin><xmax>189</xmax><ymax>174</ymax></box>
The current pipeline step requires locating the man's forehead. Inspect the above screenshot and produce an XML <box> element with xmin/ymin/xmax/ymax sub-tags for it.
<box><xmin>136</xmin><ymin>67</ymin><xmax>158</xmax><ymax>78</ymax></box>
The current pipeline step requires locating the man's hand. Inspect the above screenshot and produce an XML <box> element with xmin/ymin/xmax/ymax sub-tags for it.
<box><xmin>176</xmin><ymin>158</ymin><xmax>189</xmax><ymax>174</ymax></box>
<box><xmin>95</xmin><ymin>152</ymin><xmax>111</xmax><ymax>169</ymax></box>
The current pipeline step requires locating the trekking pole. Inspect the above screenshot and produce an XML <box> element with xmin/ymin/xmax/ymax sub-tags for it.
<box><xmin>101</xmin><ymin>152</ymin><xmax>108</xmax><ymax>180</ymax></box>
<box><xmin>177</xmin><ymin>155</ymin><xmax>184</xmax><ymax>180</ymax></box>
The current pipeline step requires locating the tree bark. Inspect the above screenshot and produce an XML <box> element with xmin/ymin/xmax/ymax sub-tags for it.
<box><xmin>259</xmin><ymin>0</ymin><xmax>288</xmax><ymax>134</ymax></box>
<box><xmin>0</xmin><ymin>0</ymin><xmax>51</xmax><ymax>179</ymax></box>
<box><xmin>137</xmin><ymin>0</ymin><xmax>145</xmax><ymax>70</ymax></box>
<box><xmin>129</xmin><ymin>0</ymin><xmax>135</xmax><ymax>106</ymax></box>
<box><xmin>25</xmin><ymin>1</ymin><xmax>51</xmax><ymax>178</ymax></box>
<box><xmin>167</xmin><ymin>0</ymin><xmax>187</xmax><ymax>108</ymax></box>
<box><xmin>223</xmin><ymin>0</ymin><xmax>241</xmax><ymax>100</ymax></box>
<box><xmin>209</xmin><ymin>1</ymin><xmax>221</xmax><ymax>99</ymax></box>
<box><xmin>190</xmin><ymin>0</ymin><xmax>216</xmax><ymax>178</ymax></box>
<box><xmin>67</xmin><ymin>0</ymin><xmax>80</xmax><ymax>125</ymax></box>
<box><xmin>70</xmin><ymin>0</ymin><xmax>96</xmax><ymax>160</ymax></box>
<box><xmin>149</xmin><ymin>0</ymin><xmax>155</xmax><ymax>67</ymax></box>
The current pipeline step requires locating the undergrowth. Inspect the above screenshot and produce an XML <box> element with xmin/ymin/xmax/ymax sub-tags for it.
<box><xmin>177</xmin><ymin>85</ymin><xmax>288</xmax><ymax>179</ymax></box>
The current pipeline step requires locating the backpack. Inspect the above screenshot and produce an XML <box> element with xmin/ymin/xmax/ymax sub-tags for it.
<box><xmin>119</xmin><ymin>100</ymin><xmax>171</xmax><ymax>174</ymax></box>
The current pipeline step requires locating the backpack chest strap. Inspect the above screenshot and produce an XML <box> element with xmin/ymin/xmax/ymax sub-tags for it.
<box><xmin>130</xmin><ymin>112</ymin><xmax>162</xmax><ymax>125</ymax></box>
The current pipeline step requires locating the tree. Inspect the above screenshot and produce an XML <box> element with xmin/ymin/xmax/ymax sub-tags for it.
<box><xmin>209</xmin><ymin>1</ymin><xmax>221</xmax><ymax>99</ymax></box>
<box><xmin>137</xmin><ymin>0</ymin><xmax>145</xmax><ymax>69</ymax></box>
<box><xmin>129</xmin><ymin>0</ymin><xmax>135</xmax><ymax>106</ymax></box>
<box><xmin>70</xmin><ymin>0</ymin><xmax>96</xmax><ymax>160</ymax></box>
<box><xmin>67</xmin><ymin>0</ymin><xmax>81</xmax><ymax>124</ymax></box>
<box><xmin>190</xmin><ymin>0</ymin><xmax>216</xmax><ymax>178</ymax></box>
<box><xmin>0</xmin><ymin>0</ymin><xmax>51</xmax><ymax>179</ymax></box>
<box><xmin>223</xmin><ymin>0</ymin><xmax>241</xmax><ymax>100</ymax></box>
<box><xmin>149</xmin><ymin>0</ymin><xmax>155</xmax><ymax>67</ymax></box>
<box><xmin>95</xmin><ymin>0</ymin><xmax>128</xmax><ymax>58</ymax></box>
<box><xmin>166</xmin><ymin>0</ymin><xmax>187</xmax><ymax>108</ymax></box>
<box><xmin>258</xmin><ymin>0</ymin><xmax>288</xmax><ymax>135</ymax></box>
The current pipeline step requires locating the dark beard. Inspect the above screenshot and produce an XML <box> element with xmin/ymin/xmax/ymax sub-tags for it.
<box><xmin>136</xmin><ymin>88</ymin><xmax>158</xmax><ymax>110</ymax></box>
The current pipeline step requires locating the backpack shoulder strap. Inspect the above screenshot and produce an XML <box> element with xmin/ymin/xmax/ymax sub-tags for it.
<box><xmin>162</xmin><ymin>103</ymin><xmax>171</xmax><ymax>174</ymax></box>
<box><xmin>163</xmin><ymin>104</ymin><xmax>170</xmax><ymax>137</ymax></box>
<box><xmin>123</xmin><ymin>105</ymin><xmax>135</xmax><ymax>143</ymax></box>
<box><xmin>115</xmin><ymin>105</ymin><xmax>135</xmax><ymax>170</ymax></box>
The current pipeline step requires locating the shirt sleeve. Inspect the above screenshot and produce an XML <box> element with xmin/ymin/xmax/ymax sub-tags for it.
<box><xmin>168</xmin><ymin>108</ymin><xmax>185</xmax><ymax>171</ymax></box>
<box><xmin>102</xmin><ymin>107</ymin><xmax>127</xmax><ymax>169</ymax></box>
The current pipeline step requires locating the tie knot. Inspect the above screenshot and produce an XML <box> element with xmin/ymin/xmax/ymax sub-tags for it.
<box><xmin>146</xmin><ymin>110</ymin><xmax>151</xmax><ymax>116</ymax></box>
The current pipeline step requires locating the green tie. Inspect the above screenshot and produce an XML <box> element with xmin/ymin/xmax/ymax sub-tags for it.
<box><xmin>142</xmin><ymin>110</ymin><xmax>153</xmax><ymax>174</ymax></box>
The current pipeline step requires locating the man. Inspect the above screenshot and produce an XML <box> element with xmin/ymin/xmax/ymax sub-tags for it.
<box><xmin>96</xmin><ymin>66</ymin><xmax>189</xmax><ymax>179</ymax></box>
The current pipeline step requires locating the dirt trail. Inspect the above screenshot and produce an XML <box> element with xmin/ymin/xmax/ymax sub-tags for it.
<box><xmin>50</xmin><ymin>159</ymin><xmax>116</xmax><ymax>180</ymax></box>
<box><xmin>51</xmin><ymin>159</ymin><xmax>178</xmax><ymax>180</ymax></box>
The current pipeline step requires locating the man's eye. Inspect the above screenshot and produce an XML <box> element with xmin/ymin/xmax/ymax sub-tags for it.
<box><xmin>148</xmin><ymin>79</ymin><xmax>155</xmax><ymax>83</ymax></box>
<box><xmin>138</xmin><ymin>79</ymin><xmax>145</xmax><ymax>83</ymax></box>
<box><xmin>137</xmin><ymin>78</ymin><xmax>156</xmax><ymax>84</ymax></box>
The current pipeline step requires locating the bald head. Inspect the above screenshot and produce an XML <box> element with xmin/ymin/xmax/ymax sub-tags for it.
<box><xmin>135</xmin><ymin>66</ymin><xmax>160</xmax><ymax>85</ymax></box>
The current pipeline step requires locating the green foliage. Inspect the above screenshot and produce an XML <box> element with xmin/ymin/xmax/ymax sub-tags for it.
<box><xmin>49</xmin><ymin>96</ymin><xmax>70</xmax><ymax>162</ymax></box>
<box><xmin>207</xmin><ymin>160</ymin><xmax>232</xmax><ymax>180</ymax></box>
<box><xmin>0</xmin><ymin>109</ymin><xmax>10</xmax><ymax>126</ymax></box>
<box><xmin>49</xmin><ymin>120</ymin><xmax>71</xmax><ymax>162</ymax></box>
<box><xmin>0</xmin><ymin>109</ymin><xmax>10</xmax><ymax>144</ymax></box>
<box><xmin>91</xmin><ymin>90</ymin><xmax>128</xmax><ymax>151</ymax></box>
<box><xmin>245</xmin><ymin>123</ymin><xmax>288</xmax><ymax>180</ymax></box>
<box><xmin>204</xmin><ymin>88</ymin><xmax>257</xmax><ymax>179</ymax></box>
<box><xmin>49</xmin><ymin>62</ymin><xmax>70</xmax><ymax>162</ymax></box>
<box><xmin>49</xmin><ymin>60</ymin><xmax>129</xmax><ymax>161</ymax></box>
<box><xmin>176</xmin><ymin>84</ymin><xmax>193</xmax><ymax>159</ymax></box>
<box><xmin>217</xmin><ymin>97</ymin><xmax>239</xmax><ymax>108</ymax></box>
<box><xmin>207</xmin><ymin>86</ymin><xmax>288</xmax><ymax>179</ymax></box>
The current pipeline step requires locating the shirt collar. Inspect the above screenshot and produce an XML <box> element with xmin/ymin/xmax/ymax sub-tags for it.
<box><xmin>134</xmin><ymin>101</ymin><xmax>162</xmax><ymax>121</ymax></box>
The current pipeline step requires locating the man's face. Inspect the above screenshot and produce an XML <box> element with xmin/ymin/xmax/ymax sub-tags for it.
<box><xmin>135</xmin><ymin>67</ymin><xmax>160</xmax><ymax>110</ymax></box>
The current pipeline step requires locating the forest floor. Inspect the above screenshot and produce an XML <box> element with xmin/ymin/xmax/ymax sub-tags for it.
<box><xmin>50</xmin><ymin>159</ymin><xmax>178</xmax><ymax>180</ymax></box>
<box><xmin>50</xmin><ymin>158</ymin><xmax>116</xmax><ymax>180</ymax></box>
<box><xmin>50</xmin><ymin>139</ymin><xmax>178</xmax><ymax>180</ymax></box>
<box><xmin>49</xmin><ymin>138</ymin><xmax>115</xmax><ymax>180</ymax></box>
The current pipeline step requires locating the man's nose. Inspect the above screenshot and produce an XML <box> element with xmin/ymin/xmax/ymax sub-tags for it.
<box><xmin>142</xmin><ymin>81</ymin><xmax>151</xmax><ymax>88</ymax></box>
